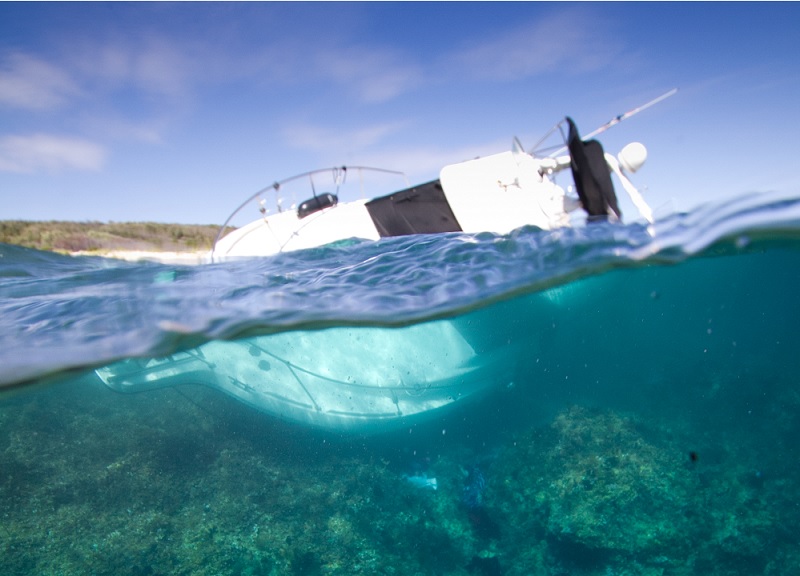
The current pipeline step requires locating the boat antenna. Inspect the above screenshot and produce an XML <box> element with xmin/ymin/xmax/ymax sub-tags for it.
<box><xmin>581</xmin><ymin>88</ymin><xmax>678</xmax><ymax>141</ymax></box>
<box><xmin>534</xmin><ymin>88</ymin><xmax>678</xmax><ymax>157</ymax></box>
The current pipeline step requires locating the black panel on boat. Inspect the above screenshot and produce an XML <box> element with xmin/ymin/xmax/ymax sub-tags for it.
<box><xmin>365</xmin><ymin>180</ymin><xmax>463</xmax><ymax>237</ymax></box>
<box><xmin>566</xmin><ymin>117</ymin><xmax>621</xmax><ymax>222</ymax></box>
<box><xmin>297</xmin><ymin>193</ymin><xmax>338</xmax><ymax>219</ymax></box>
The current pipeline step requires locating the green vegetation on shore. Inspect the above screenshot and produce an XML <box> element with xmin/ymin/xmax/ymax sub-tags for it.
<box><xmin>0</xmin><ymin>220</ymin><xmax>223</xmax><ymax>253</ymax></box>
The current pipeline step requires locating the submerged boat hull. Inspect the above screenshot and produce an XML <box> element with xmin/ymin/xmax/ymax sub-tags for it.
<box><xmin>96</xmin><ymin>320</ymin><xmax>513</xmax><ymax>432</ymax></box>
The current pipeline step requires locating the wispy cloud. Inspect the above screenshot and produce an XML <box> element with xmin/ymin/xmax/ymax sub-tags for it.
<box><xmin>81</xmin><ymin>113</ymin><xmax>168</xmax><ymax>145</ymax></box>
<box><xmin>314</xmin><ymin>46</ymin><xmax>423</xmax><ymax>103</ymax></box>
<box><xmin>283</xmin><ymin>121</ymin><xmax>408</xmax><ymax>152</ymax></box>
<box><xmin>0</xmin><ymin>134</ymin><xmax>106</xmax><ymax>173</ymax></box>
<box><xmin>0</xmin><ymin>35</ymin><xmax>203</xmax><ymax>164</ymax></box>
<box><xmin>70</xmin><ymin>35</ymin><xmax>200</xmax><ymax>100</ymax></box>
<box><xmin>0</xmin><ymin>34</ymin><xmax>210</xmax><ymax>117</ymax></box>
<box><xmin>446</xmin><ymin>9</ymin><xmax>623</xmax><ymax>81</ymax></box>
<box><xmin>283</xmin><ymin>123</ymin><xmax>508</xmax><ymax>183</ymax></box>
<box><xmin>353</xmin><ymin>140</ymin><xmax>509</xmax><ymax>183</ymax></box>
<box><xmin>0</xmin><ymin>53</ymin><xmax>80</xmax><ymax>110</ymax></box>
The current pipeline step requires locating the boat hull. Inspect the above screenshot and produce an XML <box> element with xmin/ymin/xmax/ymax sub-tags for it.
<box><xmin>96</xmin><ymin>320</ymin><xmax>513</xmax><ymax>433</ymax></box>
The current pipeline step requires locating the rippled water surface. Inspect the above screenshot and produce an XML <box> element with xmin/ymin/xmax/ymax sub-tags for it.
<box><xmin>2</xmin><ymin>191</ymin><xmax>800</xmax><ymax>575</ymax></box>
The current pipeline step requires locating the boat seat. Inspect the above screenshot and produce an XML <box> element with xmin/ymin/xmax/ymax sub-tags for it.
<box><xmin>297</xmin><ymin>192</ymin><xmax>338</xmax><ymax>219</ymax></box>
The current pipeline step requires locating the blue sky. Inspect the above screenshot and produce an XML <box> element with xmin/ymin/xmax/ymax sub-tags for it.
<box><xmin>1</xmin><ymin>2</ymin><xmax>799</xmax><ymax>225</ymax></box>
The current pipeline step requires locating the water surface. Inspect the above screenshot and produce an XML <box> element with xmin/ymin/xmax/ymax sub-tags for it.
<box><xmin>2</xmin><ymin>191</ymin><xmax>799</xmax><ymax>575</ymax></box>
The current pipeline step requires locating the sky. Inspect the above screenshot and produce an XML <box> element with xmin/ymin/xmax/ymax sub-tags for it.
<box><xmin>1</xmin><ymin>2</ymin><xmax>799</xmax><ymax>225</ymax></box>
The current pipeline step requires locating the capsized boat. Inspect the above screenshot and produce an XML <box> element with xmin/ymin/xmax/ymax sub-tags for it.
<box><xmin>208</xmin><ymin>91</ymin><xmax>676</xmax><ymax>262</ymax></box>
<box><xmin>96</xmin><ymin>94</ymin><xmax>674</xmax><ymax>433</ymax></box>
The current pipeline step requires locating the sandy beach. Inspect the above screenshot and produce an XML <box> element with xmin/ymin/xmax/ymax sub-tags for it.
<box><xmin>70</xmin><ymin>250</ymin><xmax>210</xmax><ymax>265</ymax></box>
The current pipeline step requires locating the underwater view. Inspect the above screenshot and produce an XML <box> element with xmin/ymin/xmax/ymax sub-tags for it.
<box><xmin>2</xmin><ymin>190</ymin><xmax>800</xmax><ymax>575</ymax></box>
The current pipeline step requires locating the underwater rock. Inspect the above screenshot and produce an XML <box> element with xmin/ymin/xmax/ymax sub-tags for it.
<box><xmin>462</xmin><ymin>465</ymin><xmax>487</xmax><ymax>509</ymax></box>
<box><xmin>490</xmin><ymin>406</ymin><xmax>703</xmax><ymax>560</ymax></box>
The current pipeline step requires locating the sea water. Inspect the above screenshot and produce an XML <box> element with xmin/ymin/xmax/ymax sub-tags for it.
<box><xmin>1</xmin><ymin>191</ymin><xmax>799</xmax><ymax>575</ymax></box>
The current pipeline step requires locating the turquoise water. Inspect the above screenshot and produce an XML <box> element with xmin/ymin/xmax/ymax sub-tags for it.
<box><xmin>2</xmin><ymin>191</ymin><xmax>800</xmax><ymax>575</ymax></box>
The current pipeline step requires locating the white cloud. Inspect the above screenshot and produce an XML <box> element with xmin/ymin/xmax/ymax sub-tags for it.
<box><xmin>0</xmin><ymin>134</ymin><xmax>106</xmax><ymax>173</ymax></box>
<box><xmin>447</xmin><ymin>9</ymin><xmax>623</xmax><ymax>81</ymax></box>
<box><xmin>0</xmin><ymin>53</ymin><xmax>80</xmax><ymax>110</ymax></box>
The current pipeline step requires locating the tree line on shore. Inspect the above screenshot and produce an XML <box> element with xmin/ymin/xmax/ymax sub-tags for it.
<box><xmin>0</xmin><ymin>220</ymin><xmax>223</xmax><ymax>253</ymax></box>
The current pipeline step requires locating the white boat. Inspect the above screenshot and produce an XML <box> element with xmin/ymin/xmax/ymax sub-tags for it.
<box><xmin>96</xmin><ymin>96</ymin><xmax>673</xmax><ymax>433</ymax></box>
<box><xmin>209</xmin><ymin>114</ymin><xmax>658</xmax><ymax>262</ymax></box>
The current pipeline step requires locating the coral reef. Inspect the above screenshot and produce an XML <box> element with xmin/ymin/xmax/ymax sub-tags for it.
<box><xmin>486</xmin><ymin>401</ymin><xmax>798</xmax><ymax>576</ymax></box>
<box><xmin>1</xmin><ymin>371</ymin><xmax>798</xmax><ymax>575</ymax></box>
<box><xmin>0</xmin><ymin>378</ymin><xmax>484</xmax><ymax>575</ymax></box>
